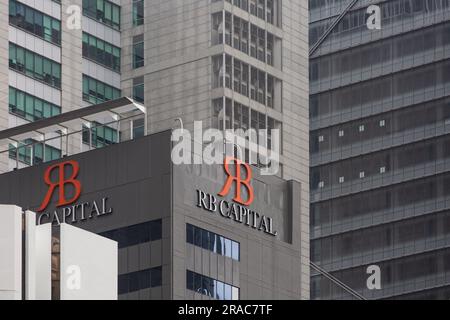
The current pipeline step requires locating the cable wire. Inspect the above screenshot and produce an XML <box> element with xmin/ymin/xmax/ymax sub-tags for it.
<box><xmin>309</xmin><ymin>0</ymin><xmax>361</xmax><ymax>57</ymax></box>
<box><xmin>310</xmin><ymin>262</ymin><xmax>367</xmax><ymax>300</ymax></box>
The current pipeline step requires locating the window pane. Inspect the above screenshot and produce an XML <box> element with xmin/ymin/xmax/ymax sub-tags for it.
<box><xmin>232</xmin><ymin>241</ymin><xmax>239</xmax><ymax>260</ymax></box>
<box><xmin>186</xmin><ymin>224</ymin><xmax>194</xmax><ymax>244</ymax></box>
<box><xmin>43</xmin><ymin>16</ymin><xmax>52</xmax><ymax>41</ymax></box>
<box><xmin>133</xmin><ymin>42</ymin><xmax>144</xmax><ymax>68</ymax></box>
<box><xmin>43</xmin><ymin>102</ymin><xmax>51</xmax><ymax>118</ymax></box>
<box><xmin>231</xmin><ymin>287</ymin><xmax>239</xmax><ymax>300</ymax></box>
<box><xmin>202</xmin><ymin>229</ymin><xmax>209</xmax><ymax>250</ymax></box>
<box><xmin>224</xmin><ymin>284</ymin><xmax>232</xmax><ymax>300</ymax></box>
<box><xmin>193</xmin><ymin>272</ymin><xmax>202</xmax><ymax>293</ymax></box>
<box><xmin>216</xmin><ymin>281</ymin><xmax>224</xmax><ymax>300</ymax></box>
<box><xmin>186</xmin><ymin>270</ymin><xmax>194</xmax><ymax>290</ymax></box>
<box><xmin>25</xmin><ymin>51</ymin><xmax>34</xmax><ymax>76</ymax></box>
<box><xmin>224</xmin><ymin>238</ymin><xmax>232</xmax><ymax>258</ymax></box>
<box><xmin>150</xmin><ymin>219</ymin><xmax>162</xmax><ymax>240</ymax></box>
<box><xmin>194</xmin><ymin>226</ymin><xmax>202</xmax><ymax>247</ymax></box>
<box><xmin>25</xmin><ymin>95</ymin><xmax>34</xmax><ymax>120</ymax></box>
<box><xmin>105</xmin><ymin>85</ymin><xmax>113</xmax><ymax>101</ymax></box>
<box><xmin>133</xmin><ymin>83</ymin><xmax>144</xmax><ymax>103</ymax></box>
<box><xmin>112</xmin><ymin>6</ymin><xmax>120</xmax><ymax>26</ymax></box>
<box><xmin>34</xmin><ymin>55</ymin><xmax>43</xmax><ymax>80</ymax></box>
<box><xmin>35</xmin><ymin>99</ymin><xmax>43</xmax><ymax>119</ymax></box>
<box><xmin>9</xmin><ymin>87</ymin><xmax>16</xmax><ymax>108</ymax></box>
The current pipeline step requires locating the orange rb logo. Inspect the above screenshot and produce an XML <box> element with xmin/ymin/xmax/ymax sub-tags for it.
<box><xmin>37</xmin><ymin>160</ymin><xmax>82</xmax><ymax>212</ymax></box>
<box><xmin>218</xmin><ymin>157</ymin><xmax>254</xmax><ymax>206</ymax></box>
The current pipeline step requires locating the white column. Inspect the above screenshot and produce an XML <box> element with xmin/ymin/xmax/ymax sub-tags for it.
<box><xmin>0</xmin><ymin>205</ymin><xmax>22</xmax><ymax>300</ymax></box>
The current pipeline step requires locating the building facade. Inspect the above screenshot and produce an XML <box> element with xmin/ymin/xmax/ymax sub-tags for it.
<box><xmin>309</xmin><ymin>0</ymin><xmax>450</xmax><ymax>299</ymax></box>
<box><xmin>0</xmin><ymin>129</ymin><xmax>305</xmax><ymax>300</ymax></box>
<box><xmin>1</xmin><ymin>0</ymin><xmax>309</xmax><ymax>299</ymax></box>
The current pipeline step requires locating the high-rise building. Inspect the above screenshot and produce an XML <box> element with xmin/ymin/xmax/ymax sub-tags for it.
<box><xmin>0</xmin><ymin>111</ymin><xmax>306</xmax><ymax>300</ymax></box>
<box><xmin>309</xmin><ymin>0</ymin><xmax>450</xmax><ymax>299</ymax></box>
<box><xmin>0</xmin><ymin>0</ymin><xmax>310</xmax><ymax>299</ymax></box>
<box><xmin>120</xmin><ymin>2</ymin><xmax>310</xmax><ymax>297</ymax></box>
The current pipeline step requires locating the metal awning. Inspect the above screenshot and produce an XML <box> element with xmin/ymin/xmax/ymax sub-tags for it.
<box><xmin>0</xmin><ymin>97</ymin><xmax>146</xmax><ymax>145</ymax></box>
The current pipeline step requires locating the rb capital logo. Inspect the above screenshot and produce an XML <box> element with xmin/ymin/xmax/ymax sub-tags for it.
<box><xmin>218</xmin><ymin>157</ymin><xmax>254</xmax><ymax>206</ymax></box>
<box><xmin>37</xmin><ymin>160</ymin><xmax>82</xmax><ymax>212</ymax></box>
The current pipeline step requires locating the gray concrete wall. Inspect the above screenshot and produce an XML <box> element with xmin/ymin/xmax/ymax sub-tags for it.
<box><xmin>172</xmin><ymin>162</ymin><xmax>304</xmax><ymax>299</ymax></box>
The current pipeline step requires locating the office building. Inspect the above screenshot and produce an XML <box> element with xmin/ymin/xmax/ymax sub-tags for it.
<box><xmin>309</xmin><ymin>0</ymin><xmax>450</xmax><ymax>299</ymax></box>
<box><xmin>1</xmin><ymin>0</ymin><xmax>310</xmax><ymax>298</ymax></box>
<box><xmin>0</xmin><ymin>103</ymin><xmax>306</xmax><ymax>299</ymax></box>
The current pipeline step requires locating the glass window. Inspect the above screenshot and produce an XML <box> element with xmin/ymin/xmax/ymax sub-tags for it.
<box><xmin>112</xmin><ymin>5</ymin><xmax>120</xmax><ymax>29</ymax></box>
<box><xmin>133</xmin><ymin>0</ymin><xmax>144</xmax><ymax>26</ymax></box>
<box><xmin>118</xmin><ymin>274</ymin><xmax>129</xmax><ymax>295</ymax></box>
<box><xmin>193</xmin><ymin>272</ymin><xmax>202</xmax><ymax>293</ymax></box>
<box><xmin>150</xmin><ymin>219</ymin><xmax>162</xmax><ymax>240</ymax></box>
<box><xmin>224</xmin><ymin>284</ymin><xmax>232</xmax><ymax>300</ymax></box>
<box><xmin>232</xmin><ymin>287</ymin><xmax>239</xmax><ymax>300</ymax></box>
<box><xmin>9</xmin><ymin>139</ymin><xmax>61</xmax><ymax>165</ymax></box>
<box><xmin>186</xmin><ymin>270</ymin><xmax>239</xmax><ymax>300</ymax></box>
<box><xmin>101</xmin><ymin>220</ymin><xmax>161</xmax><ymax>249</ymax></box>
<box><xmin>34</xmin><ymin>55</ymin><xmax>43</xmax><ymax>80</ymax></box>
<box><xmin>133</xmin><ymin>118</ymin><xmax>145</xmax><ymax>138</ymax></box>
<box><xmin>25</xmin><ymin>51</ymin><xmax>34</xmax><ymax>76</ymax></box>
<box><xmin>133</xmin><ymin>41</ymin><xmax>144</xmax><ymax>68</ymax></box>
<box><xmin>24</xmin><ymin>7</ymin><xmax>34</xmax><ymax>32</ymax></box>
<box><xmin>10</xmin><ymin>43</ymin><xmax>60</xmax><ymax>88</ymax></box>
<box><xmin>113</xmin><ymin>88</ymin><xmax>120</xmax><ymax>99</ymax></box>
<box><xmin>8</xmin><ymin>87</ymin><xmax>60</xmax><ymax>121</ymax></box>
<box><xmin>186</xmin><ymin>224</ymin><xmax>239</xmax><ymax>261</ymax></box>
<box><xmin>82</xmin><ymin>75</ymin><xmax>120</xmax><ymax>104</ymax></box>
<box><xmin>16</xmin><ymin>91</ymin><xmax>25</xmax><ymax>113</ymax></box>
<box><xmin>216</xmin><ymin>234</ymin><xmax>224</xmax><ymax>255</ymax></box>
<box><xmin>202</xmin><ymin>275</ymin><xmax>213</xmax><ymax>297</ymax></box>
<box><xmin>25</xmin><ymin>95</ymin><xmax>34</xmax><ymax>121</ymax></box>
<box><xmin>97</xmin><ymin>82</ymin><xmax>105</xmax><ymax>101</ymax></box>
<box><xmin>202</xmin><ymin>229</ymin><xmax>210</xmax><ymax>250</ymax></box>
<box><xmin>194</xmin><ymin>225</ymin><xmax>202</xmax><ymax>247</ymax></box>
<box><xmin>43</xmin><ymin>102</ymin><xmax>52</xmax><ymax>118</ymax></box>
<box><xmin>9</xmin><ymin>0</ymin><xmax>61</xmax><ymax>45</ymax></box>
<box><xmin>8</xmin><ymin>87</ymin><xmax>16</xmax><ymax>108</ymax></box>
<box><xmin>16</xmin><ymin>46</ymin><xmax>25</xmax><ymax>70</ymax></box>
<box><xmin>51</xmin><ymin>19</ymin><xmax>60</xmax><ymax>44</ymax></box>
<box><xmin>113</xmin><ymin>47</ymin><xmax>120</xmax><ymax>71</ymax></box>
<box><xmin>52</xmin><ymin>63</ymin><xmax>61</xmax><ymax>87</ymax></box>
<box><xmin>216</xmin><ymin>281</ymin><xmax>224</xmax><ymax>300</ymax></box>
<box><xmin>224</xmin><ymin>238</ymin><xmax>232</xmax><ymax>258</ymax></box>
<box><xmin>104</xmin><ymin>2</ymin><xmax>112</xmax><ymax>22</ymax></box>
<box><xmin>103</xmin><ymin>83</ymin><xmax>114</xmax><ymax>100</ymax></box>
<box><xmin>139</xmin><ymin>269</ymin><xmax>150</xmax><ymax>290</ymax></box>
<box><xmin>232</xmin><ymin>241</ymin><xmax>239</xmax><ymax>261</ymax></box>
<box><xmin>105</xmin><ymin>43</ymin><xmax>113</xmax><ymax>67</ymax></box>
<box><xmin>82</xmin><ymin>32</ymin><xmax>121</xmax><ymax>72</ymax></box>
<box><xmin>34</xmin><ymin>11</ymin><xmax>43</xmax><ymax>37</ymax></box>
<box><xmin>186</xmin><ymin>270</ymin><xmax>194</xmax><ymax>291</ymax></box>
<box><xmin>43</xmin><ymin>16</ymin><xmax>52</xmax><ymax>42</ymax></box>
<box><xmin>82</xmin><ymin>0</ymin><xmax>121</xmax><ymax>30</ymax></box>
<box><xmin>133</xmin><ymin>82</ymin><xmax>144</xmax><ymax>103</ymax></box>
<box><xmin>34</xmin><ymin>100</ymin><xmax>43</xmax><ymax>119</ymax></box>
<box><xmin>151</xmin><ymin>266</ymin><xmax>162</xmax><ymax>287</ymax></box>
<box><xmin>186</xmin><ymin>224</ymin><xmax>194</xmax><ymax>244</ymax></box>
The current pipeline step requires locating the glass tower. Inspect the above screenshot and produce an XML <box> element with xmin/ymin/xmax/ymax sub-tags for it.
<box><xmin>309</xmin><ymin>0</ymin><xmax>450</xmax><ymax>299</ymax></box>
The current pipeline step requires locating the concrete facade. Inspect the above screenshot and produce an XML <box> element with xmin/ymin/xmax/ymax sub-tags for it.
<box><xmin>310</xmin><ymin>0</ymin><xmax>450</xmax><ymax>299</ymax></box>
<box><xmin>1</xmin><ymin>0</ymin><xmax>309</xmax><ymax>299</ymax></box>
<box><xmin>120</xmin><ymin>0</ymin><xmax>310</xmax><ymax>298</ymax></box>
<box><xmin>0</xmin><ymin>130</ymin><xmax>304</xmax><ymax>300</ymax></box>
